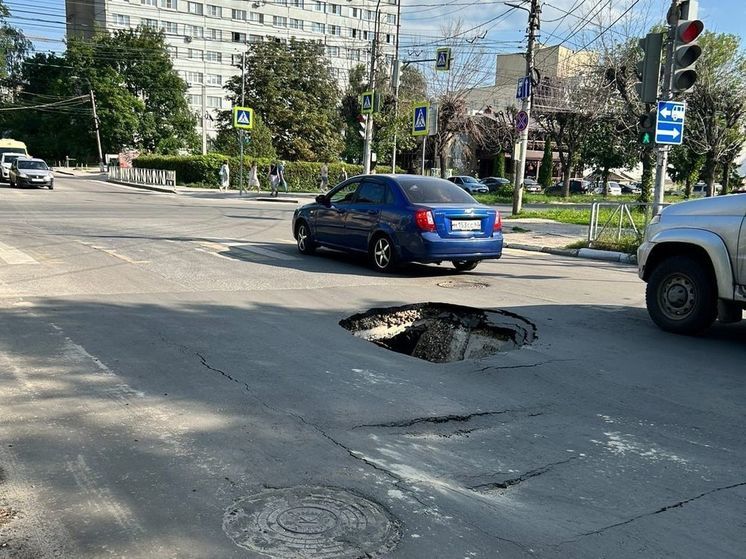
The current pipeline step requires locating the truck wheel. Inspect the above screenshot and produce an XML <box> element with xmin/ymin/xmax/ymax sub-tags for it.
<box><xmin>646</xmin><ymin>255</ymin><xmax>717</xmax><ymax>334</ymax></box>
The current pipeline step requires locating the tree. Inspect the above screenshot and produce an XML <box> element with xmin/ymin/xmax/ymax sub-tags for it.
<box><xmin>668</xmin><ymin>144</ymin><xmax>703</xmax><ymax>197</ymax></box>
<box><xmin>538</xmin><ymin>138</ymin><xmax>553</xmax><ymax>187</ymax></box>
<box><xmin>225</xmin><ymin>39</ymin><xmax>343</xmax><ymax>161</ymax></box>
<box><xmin>582</xmin><ymin>117</ymin><xmax>638</xmax><ymax>195</ymax></box>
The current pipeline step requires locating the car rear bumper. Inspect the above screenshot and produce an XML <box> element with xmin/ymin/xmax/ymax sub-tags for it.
<box><xmin>400</xmin><ymin>232</ymin><xmax>503</xmax><ymax>262</ymax></box>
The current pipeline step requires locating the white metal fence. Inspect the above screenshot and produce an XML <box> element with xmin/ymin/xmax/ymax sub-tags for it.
<box><xmin>587</xmin><ymin>202</ymin><xmax>668</xmax><ymax>246</ymax></box>
<box><xmin>107</xmin><ymin>166</ymin><xmax>176</xmax><ymax>192</ymax></box>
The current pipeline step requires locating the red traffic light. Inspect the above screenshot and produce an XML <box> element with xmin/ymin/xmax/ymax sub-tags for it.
<box><xmin>356</xmin><ymin>114</ymin><xmax>367</xmax><ymax>123</ymax></box>
<box><xmin>678</xmin><ymin>19</ymin><xmax>703</xmax><ymax>43</ymax></box>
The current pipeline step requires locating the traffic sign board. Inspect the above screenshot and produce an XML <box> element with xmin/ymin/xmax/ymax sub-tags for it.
<box><xmin>515</xmin><ymin>110</ymin><xmax>529</xmax><ymax>132</ymax></box>
<box><xmin>435</xmin><ymin>47</ymin><xmax>452</xmax><ymax>71</ymax></box>
<box><xmin>233</xmin><ymin>106</ymin><xmax>254</xmax><ymax>130</ymax></box>
<box><xmin>412</xmin><ymin>103</ymin><xmax>428</xmax><ymax>136</ymax></box>
<box><xmin>655</xmin><ymin>100</ymin><xmax>686</xmax><ymax>145</ymax></box>
<box><xmin>516</xmin><ymin>76</ymin><xmax>531</xmax><ymax>100</ymax></box>
<box><xmin>361</xmin><ymin>90</ymin><xmax>375</xmax><ymax>114</ymax></box>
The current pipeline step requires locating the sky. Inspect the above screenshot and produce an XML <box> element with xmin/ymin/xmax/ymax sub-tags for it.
<box><xmin>8</xmin><ymin>0</ymin><xmax>746</xmax><ymax>88</ymax></box>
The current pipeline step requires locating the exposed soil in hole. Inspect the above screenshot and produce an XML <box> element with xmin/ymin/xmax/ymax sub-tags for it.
<box><xmin>340</xmin><ymin>302</ymin><xmax>536</xmax><ymax>363</ymax></box>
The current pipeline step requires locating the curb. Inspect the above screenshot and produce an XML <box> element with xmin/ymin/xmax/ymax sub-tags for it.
<box><xmin>107</xmin><ymin>179</ymin><xmax>176</xmax><ymax>194</ymax></box>
<box><xmin>254</xmin><ymin>197</ymin><xmax>299</xmax><ymax>204</ymax></box>
<box><xmin>505</xmin><ymin>243</ymin><xmax>636</xmax><ymax>264</ymax></box>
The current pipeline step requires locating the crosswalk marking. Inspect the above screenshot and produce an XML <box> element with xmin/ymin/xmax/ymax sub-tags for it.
<box><xmin>195</xmin><ymin>240</ymin><xmax>299</xmax><ymax>262</ymax></box>
<box><xmin>0</xmin><ymin>241</ymin><xmax>39</xmax><ymax>265</ymax></box>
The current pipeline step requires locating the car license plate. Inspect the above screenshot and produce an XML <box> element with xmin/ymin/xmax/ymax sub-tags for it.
<box><xmin>451</xmin><ymin>219</ymin><xmax>481</xmax><ymax>231</ymax></box>
<box><xmin>31</xmin><ymin>178</ymin><xmax>44</xmax><ymax>182</ymax></box>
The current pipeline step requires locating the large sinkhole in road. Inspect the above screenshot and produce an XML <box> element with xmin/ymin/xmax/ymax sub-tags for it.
<box><xmin>340</xmin><ymin>302</ymin><xmax>536</xmax><ymax>363</ymax></box>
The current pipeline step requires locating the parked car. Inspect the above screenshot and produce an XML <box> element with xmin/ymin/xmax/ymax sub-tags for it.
<box><xmin>480</xmin><ymin>176</ymin><xmax>511</xmax><ymax>192</ymax></box>
<box><xmin>621</xmin><ymin>182</ymin><xmax>642</xmax><ymax>195</ymax></box>
<box><xmin>1</xmin><ymin>152</ymin><xmax>28</xmax><ymax>182</ymax></box>
<box><xmin>592</xmin><ymin>181</ymin><xmax>623</xmax><ymax>196</ymax></box>
<box><xmin>447</xmin><ymin>175</ymin><xmax>489</xmax><ymax>195</ymax></box>
<box><xmin>292</xmin><ymin>175</ymin><xmax>503</xmax><ymax>272</ymax></box>
<box><xmin>545</xmin><ymin>179</ymin><xmax>590</xmax><ymax>195</ymax></box>
<box><xmin>9</xmin><ymin>158</ymin><xmax>54</xmax><ymax>189</ymax></box>
<box><xmin>638</xmin><ymin>195</ymin><xmax>746</xmax><ymax>334</ymax></box>
<box><xmin>691</xmin><ymin>182</ymin><xmax>723</xmax><ymax>197</ymax></box>
<box><xmin>523</xmin><ymin>178</ymin><xmax>542</xmax><ymax>193</ymax></box>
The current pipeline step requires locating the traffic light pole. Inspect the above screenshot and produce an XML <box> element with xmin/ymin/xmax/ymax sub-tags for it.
<box><xmin>512</xmin><ymin>0</ymin><xmax>539</xmax><ymax>216</ymax></box>
<box><xmin>363</xmin><ymin>0</ymin><xmax>382</xmax><ymax>175</ymax></box>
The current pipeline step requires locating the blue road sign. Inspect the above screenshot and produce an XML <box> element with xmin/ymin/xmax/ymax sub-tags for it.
<box><xmin>516</xmin><ymin>76</ymin><xmax>531</xmax><ymax>100</ymax></box>
<box><xmin>412</xmin><ymin>103</ymin><xmax>428</xmax><ymax>136</ymax></box>
<box><xmin>655</xmin><ymin>100</ymin><xmax>686</xmax><ymax>145</ymax></box>
<box><xmin>233</xmin><ymin>106</ymin><xmax>253</xmax><ymax>130</ymax></box>
<box><xmin>515</xmin><ymin>110</ymin><xmax>529</xmax><ymax>132</ymax></box>
<box><xmin>361</xmin><ymin>90</ymin><xmax>375</xmax><ymax>114</ymax></box>
<box><xmin>435</xmin><ymin>47</ymin><xmax>452</xmax><ymax>71</ymax></box>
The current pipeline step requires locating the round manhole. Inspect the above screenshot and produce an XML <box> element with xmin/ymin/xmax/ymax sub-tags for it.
<box><xmin>340</xmin><ymin>302</ymin><xmax>536</xmax><ymax>363</ymax></box>
<box><xmin>437</xmin><ymin>280</ymin><xmax>489</xmax><ymax>289</ymax></box>
<box><xmin>223</xmin><ymin>486</ymin><xmax>401</xmax><ymax>558</ymax></box>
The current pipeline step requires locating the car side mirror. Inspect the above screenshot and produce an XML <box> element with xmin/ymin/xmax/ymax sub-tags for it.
<box><xmin>316</xmin><ymin>194</ymin><xmax>329</xmax><ymax>206</ymax></box>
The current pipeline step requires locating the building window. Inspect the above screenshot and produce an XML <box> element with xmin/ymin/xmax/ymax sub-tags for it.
<box><xmin>347</xmin><ymin>48</ymin><xmax>360</xmax><ymax>61</ymax></box>
<box><xmin>205</xmin><ymin>51</ymin><xmax>221</xmax><ymax>62</ymax></box>
<box><xmin>387</xmin><ymin>14</ymin><xmax>396</xmax><ymax>24</ymax></box>
<box><xmin>161</xmin><ymin>21</ymin><xmax>178</xmax><ymax>34</ymax></box>
<box><xmin>188</xmin><ymin>94</ymin><xmax>202</xmax><ymax>106</ymax></box>
<box><xmin>184</xmin><ymin>25</ymin><xmax>203</xmax><ymax>38</ymax></box>
<box><xmin>386</xmin><ymin>34</ymin><xmax>392</xmax><ymax>44</ymax></box>
<box><xmin>206</xmin><ymin>74</ymin><xmax>222</xmax><ymax>86</ymax></box>
<box><xmin>249</xmin><ymin>34</ymin><xmax>263</xmax><ymax>43</ymax></box>
<box><xmin>351</xmin><ymin>7</ymin><xmax>359</xmax><ymax>18</ymax></box>
<box><xmin>187</xmin><ymin>2</ymin><xmax>202</xmax><ymax>15</ymax></box>
<box><xmin>289</xmin><ymin>18</ymin><xmax>303</xmax><ymax>30</ymax></box>
<box><xmin>142</xmin><ymin>18</ymin><xmax>158</xmax><ymax>29</ymax></box>
<box><xmin>206</xmin><ymin>4</ymin><xmax>221</xmax><ymax>17</ymax></box>
<box><xmin>327</xmin><ymin>46</ymin><xmax>339</xmax><ymax>58</ymax></box>
<box><xmin>161</xmin><ymin>0</ymin><xmax>177</xmax><ymax>9</ymax></box>
<box><xmin>290</xmin><ymin>0</ymin><xmax>304</xmax><ymax>6</ymax></box>
<box><xmin>141</xmin><ymin>0</ymin><xmax>157</xmax><ymax>5</ymax></box>
<box><xmin>188</xmin><ymin>48</ymin><xmax>203</xmax><ymax>60</ymax></box>
<box><xmin>363</xmin><ymin>30</ymin><xmax>370</xmax><ymax>40</ymax></box>
<box><xmin>232</xmin><ymin>9</ymin><xmax>247</xmax><ymax>21</ymax></box>
<box><xmin>249</xmin><ymin>12</ymin><xmax>264</xmax><ymax>24</ymax></box>
<box><xmin>314</xmin><ymin>1</ymin><xmax>326</xmax><ymax>13</ymax></box>
<box><xmin>330</xmin><ymin>68</ymin><xmax>340</xmax><ymax>78</ymax></box>
<box><xmin>365</xmin><ymin>9</ymin><xmax>373</xmax><ymax>20</ymax></box>
<box><xmin>232</xmin><ymin>32</ymin><xmax>247</xmax><ymax>43</ymax></box>
<box><xmin>207</xmin><ymin>96</ymin><xmax>223</xmax><ymax>109</ymax></box>
<box><xmin>166</xmin><ymin>45</ymin><xmax>178</xmax><ymax>57</ymax></box>
<box><xmin>184</xmin><ymin>72</ymin><xmax>203</xmax><ymax>84</ymax></box>
<box><xmin>328</xmin><ymin>25</ymin><xmax>340</xmax><ymax>36</ymax></box>
<box><xmin>231</xmin><ymin>54</ymin><xmax>242</xmax><ymax>65</ymax></box>
<box><xmin>350</xmin><ymin>28</ymin><xmax>358</xmax><ymax>38</ymax></box>
<box><xmin>329</xmin><ymin>3</ymin><xmax>342</xmax><ymax>15</ymax></box>
<box><xmin>276</xmin><ymin>0</ymin><xmax>288</xmax><ymax>5</ymax></box>
<box><xmin>311</xmin><ymin>22</ymin><xmax>325</xmax><ymax>34</ymax></box>
<box><xmin>206</xmin><ymin>28</ymin><xmax>221</xmax><ymax>41</ymax></box>
<box><xmin>273</xmin><ymin>16</ymin><xmax>287</xmax><ymax>28</ymax></box>
<box><xmin>114</xmin><ymin>14</ymin><xmax>130</xmax><ymax>26</ymax></box>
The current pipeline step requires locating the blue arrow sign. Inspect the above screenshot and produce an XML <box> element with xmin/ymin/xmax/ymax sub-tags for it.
<box><xmin>655</xmin><ymin>100</ymin><xmax>686</xmax><ymax>145</ymax></box>
<box><xmin>516</xmin><ymin>76</ymin><xmax>531</xmax><ymax>100</ymax></box>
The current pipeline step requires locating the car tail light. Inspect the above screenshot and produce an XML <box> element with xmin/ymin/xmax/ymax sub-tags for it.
<box><xmin>414</xmin><ymin>209</ymin><xmax>436</xmax><ymax>232</ymax></box>
<box><xmin>493</xmin><ymin>211</ymin><xmax>502</xmax><ymax>233</ymax></box>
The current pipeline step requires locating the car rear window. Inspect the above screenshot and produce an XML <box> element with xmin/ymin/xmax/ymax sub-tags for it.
<box><xmin>18</xmin><ymin>160</ymin><xmax>48</xmax><ymax>170</ymax></box>
<box><xmin>398</xmin><ymin>177</ymin><xmax>475</xmax><ymax>204</ymax></box>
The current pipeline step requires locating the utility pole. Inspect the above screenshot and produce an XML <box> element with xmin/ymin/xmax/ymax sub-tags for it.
<box><xmin>511</xmin><ymin>0</ymin><xmax>539</xmax><ymax>216</ymax></box>
<box><xmin>390</xmin><ymin>0</ymin><xmax>402</xmax><ymax>173</ymax></box>
<box><xmin>239</xmin><ymin>48</ymin><xmax>246</xmax><ymax>194</ymax></box>
<box><xmin>201</xmin><ymin>83</ymin><xmax>207</xmax><ymax>155</ymax></box>
<box><xmin>363</xmin><ymin>0</ymin><xmax>382</xmax><ymax>175</ymax></box>
<box><xmin>89</xmin><ymin>87</ymin><xmax>105</xmax><ymax>172</ymax></box>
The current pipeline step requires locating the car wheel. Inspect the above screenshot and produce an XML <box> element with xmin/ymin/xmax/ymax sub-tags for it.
<box><xmin>48</xmin><ymin>184</ymin><xmax>54</xmax><ymax>190</ymax></box>
<box><xmin>295</xmin><ymin>220</ymin><xmax>316</xmax><ymax>255</ymax></box>
<box><xmin>452</xmin><ymin>260</ymin><xmax>480</xmax><ymax>272</ymax></box>
<box><xmin>9</xmin><ymin>179</ymin><xmax>14</xmax><ymax>188</ymax></box>
<box><xmin>645</xmin><ymin>255</ymin><xmax>717</xmax><ymax>335</ymax></box>
<box><xmin>370</xmin><ymin>234</ymin><xmax>397</xmax><ymax>273</ymax></box>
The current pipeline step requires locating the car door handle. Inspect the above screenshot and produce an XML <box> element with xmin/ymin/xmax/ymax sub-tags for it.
<box><xmin>366</xmin><ymin>209</ymin><xmax>379</xmax><ymax>215</ymax></box>
<box><xmin>336</xmin><ymin>208</ymin><xmax>347</xmax><ymax>214</ymax></box>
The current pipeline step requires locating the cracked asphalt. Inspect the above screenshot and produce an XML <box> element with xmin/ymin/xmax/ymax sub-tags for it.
<box><xmin>0</xmin><ymin>177</ymin><xmax>744</xmax><ymax>558</ymax></box>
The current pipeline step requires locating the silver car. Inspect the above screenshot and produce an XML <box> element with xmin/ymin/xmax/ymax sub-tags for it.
<box><xmin>9</xmin><ymin>158</ymin><xmax>54</xmax><ymax>189</ymax></box>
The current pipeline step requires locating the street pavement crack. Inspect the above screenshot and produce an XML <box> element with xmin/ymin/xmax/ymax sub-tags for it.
<box><xmin>559</xmin><ymin>481</ymin><xmax>746</xmax><ymax>544</ymax></box>
<box><xmin>469</xmin><ymin>456</ymin><xmax>579</xmax><ymax>492</ymax></box>
<box><xmin>195</xmin><ymin>352</ymin><xmax>252</xmax><ymax>394</ymax></box>
<box><xmin>353</xmin><ymin>409</ymin><xmax>521</xmax><ymax>430</ymax></box>
<box><xmin>473</xmin><ymin>358</ymin><xmax>575</xmax><ymax>373</ymax></box>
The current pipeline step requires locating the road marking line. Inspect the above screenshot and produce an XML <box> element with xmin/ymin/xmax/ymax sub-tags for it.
<box><xmin>195</xmin><ymin>240</ymin><xmax>298</xmax><ymax>261</ymax></box>
<box><xmin>0</xmin><ymin>241</ymin><xmax>39</xmax><ymax>265</ymax></box>
<box><xmin>76</xmin><ymin>241</ymin><xmax>149</xmax><ymax>264</ymax></box>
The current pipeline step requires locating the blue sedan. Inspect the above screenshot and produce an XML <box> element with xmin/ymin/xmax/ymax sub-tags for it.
<box><xmin>292</xmin><ymin>174</ymin><xmax>503</xmax><ymax>272</ymax></box>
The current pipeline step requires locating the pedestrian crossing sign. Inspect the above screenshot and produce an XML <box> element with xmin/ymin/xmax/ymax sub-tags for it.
<box><xmin>412</xmin><ymin>102</ymin><xmax>429</xmax><ymax>136</ymax></box>
<box><xmin>435</xmin><ymin>47</ymin><xmax>452</xmax><ymax>71</ymax></box>
<box><xmin>361</xmin><ymin>90</ymin><xmax>375</xmax><ymax>114</ymax></box>
<box><xmin>233</xmin><ymin>106</ymin><xmax>254</xmax><ymax>130</ymax></box>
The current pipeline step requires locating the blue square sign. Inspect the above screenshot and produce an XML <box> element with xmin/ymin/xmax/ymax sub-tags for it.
<box><xmin>412</xmin><ymin>103</ymin><xmax>428</xmax><ymax>136</ymax></box>
<box><xmin>655</xmin><ymin>101</ymin><xmax>686</xmax><ymax>145</ymax></box>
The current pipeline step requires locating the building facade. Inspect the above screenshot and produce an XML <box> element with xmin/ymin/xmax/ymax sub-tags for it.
<box><xmin>66</xmin><ymin>0</ymin><xmax>400</xmax><ymax>147</ymax></box>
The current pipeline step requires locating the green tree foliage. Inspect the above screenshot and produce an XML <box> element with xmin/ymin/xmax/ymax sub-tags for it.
<box><xmin>493</xmin><ymin>152</ymin><xmax>506</xmax><ymax>178</ymax></box>
<box><xmin>224</xmin><ymin>39</ymin><xmax>343</xmax><ymax>161</ymax></box>
<box><xmin>582</xmin><ymin>118</ymin><xmax>638</xmax><ymax>194</ymax></box>
<box><xmin>668</xmin><ymin>145</ymin><xmax>704</xmax><ymax>197</ymax></box>
<box><xmin>4</xmin><ymin>26</ymin><xmax>196</xmax><ymax>160</ymax></box>
<box><xmin>538</xmin><ymin>139</ymin><xmax>553</xmax><ymax>187</ymax></box>
<box><xmin>0</xmin><ymin>1</ymin><xmax>31</xmax><ymax>90</ymax></box>
<box><xmin>212</xmin><ymin>113</ymin><xmax>277</xmax><ymax>160</ymax></box>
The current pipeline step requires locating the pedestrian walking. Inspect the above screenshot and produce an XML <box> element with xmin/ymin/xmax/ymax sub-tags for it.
<box><xmin>277</xmin><ymin>161</ymin><xmax>288</xmax><ymax>194</ymax></box>
<box><xmin>248</xmin><ymin>161</ymin><xmax>260</xmax><ymax>191</ymax></box>
<box><xmin>319</xmin><ymin>163</ymin><xmax>329</xmax><ymax>191</ymax></box>
<box><xmin>268</xmin><ymin>161</ymin><xmax>280</xmax><ymax>197</ymax></box>
<box><xmin>219</xmin><ymin>160</ymin><xmax>230</xmax><ymax>191</ymax></box>
<box><xmin>339</xmin><ymin>164</ymin><xmax>348</xmax><ymax>182</ymax></box>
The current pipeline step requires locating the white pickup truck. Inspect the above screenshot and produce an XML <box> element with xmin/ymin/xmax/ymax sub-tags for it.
<box><xmin>638</xmin><ymin>195</ymin><xmax>746</xmax><ymax>334</ymax></box>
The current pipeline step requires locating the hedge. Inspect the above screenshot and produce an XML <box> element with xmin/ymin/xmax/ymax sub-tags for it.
<box><xmin>133</xmin><ymin>154</ymin><xmax>365</xmax><ymax>191</ymax></box>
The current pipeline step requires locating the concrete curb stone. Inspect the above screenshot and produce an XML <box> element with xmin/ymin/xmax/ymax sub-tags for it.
<box><xmin>505</xmin><ymin>243</ymin><xmax>637</xmax><ymax>265</ymax></box>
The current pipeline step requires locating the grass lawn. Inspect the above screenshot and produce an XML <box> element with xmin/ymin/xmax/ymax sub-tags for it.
<box><xmin>474</xmin><ymin>192</ymin><xmax>684</xmax><ymax>206</ymax></box>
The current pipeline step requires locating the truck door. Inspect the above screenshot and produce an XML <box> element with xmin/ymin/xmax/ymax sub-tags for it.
<box><xmin>738</xmin><ymin>213</ymin><xmax>746</xmax><ymax>287</ymax></box>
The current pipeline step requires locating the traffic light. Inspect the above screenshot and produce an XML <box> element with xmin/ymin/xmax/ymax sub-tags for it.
<box><xmin>639</xmin><ymin>110</ymin><xmax>656</xmax><ymax>146</ymax></box>
<box><xmin>670</xmin><ymin>0</ymin><xmax>704</xmax><ymax>93</ymax></box>
<box><xmin>357</xmin><ymin>114</ymin><xmax>367</xmax><ymax>138</ymax></box>
<box><xmin>636</xmin><ymin>32</ymin><xmax>663</xmax><ymax>103</ymax></box>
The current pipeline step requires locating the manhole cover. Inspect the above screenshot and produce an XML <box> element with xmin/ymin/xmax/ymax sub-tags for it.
<box><xmin>437</xmin><ymin>280</ymin><xmax>489</xmax><ymax>289</ymax></box>
<box><xmin>223</xmin><ymin>486</ymin><xmax>401</xmax><ymax>558</ymax></box>
<box><xmin>340</xmin><ymin>302</ymin><xmax>536</xmax><ymax>363</ymax></box>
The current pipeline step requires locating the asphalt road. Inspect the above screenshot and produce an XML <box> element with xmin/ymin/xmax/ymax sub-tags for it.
<box><xmin>0</xmin><ymin>176</ymin><xmax>743</xmax><ymax>559</ymax></box>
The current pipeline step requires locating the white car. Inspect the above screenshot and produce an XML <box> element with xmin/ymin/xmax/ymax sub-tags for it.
<box><xmin>592</xmin><ymin>181</ymin><xmax>622</xmax><ymax>196</ymax></box>
<box><xmin>691</xmin><ymin>182</ymin><xmax>722</xmax><ymax>197</ymax></box>
<box><xmin>1</xmin><ymin>153</ymin><xmax>28</xmax><ymax>182</ymax></box>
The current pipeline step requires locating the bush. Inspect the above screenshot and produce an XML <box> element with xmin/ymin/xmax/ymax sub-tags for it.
<box><xmin>133</xmin><ymin>154</ymin><xmax>365</xmax><ymax>191</ymax></box>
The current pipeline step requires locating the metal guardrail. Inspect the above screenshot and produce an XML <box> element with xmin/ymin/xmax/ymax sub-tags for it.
<box><xmin>587</xmin><ymin>202</ymin><xmax>668</xmax><ymax>246</ymax></box>
<box><xmin>107</xmin><ymin>166</ymin><xmax>176</xmax><ymax>192</ymax></box>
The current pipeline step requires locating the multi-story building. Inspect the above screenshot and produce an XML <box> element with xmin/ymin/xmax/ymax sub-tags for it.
<box><xmin>66</xmin><ymin>0</ymin><xmax>400</xmax><ymax>148</ymax></box>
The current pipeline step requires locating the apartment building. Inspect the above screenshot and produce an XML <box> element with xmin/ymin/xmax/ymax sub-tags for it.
<box><xmin>66</xmin><ymin>0</ymin><xmax>400</xmax><ymax>145</ymax></box>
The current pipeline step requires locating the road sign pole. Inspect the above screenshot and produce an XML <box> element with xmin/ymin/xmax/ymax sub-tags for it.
<box><xmin>239</xmin><ymin>49</ymin><xmax>246</xmax><ymax>195</ymax></box>
<box><xmin>89</xmin><ymin>88</ymin><xmax>105</xmax><ymax>172</ymax></box>
<box><xmin>420</xmin><ymin>135</ymin><xmax>426</xmax><ymax>175</ymax></box>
